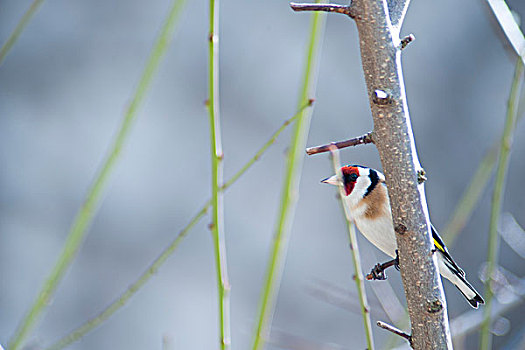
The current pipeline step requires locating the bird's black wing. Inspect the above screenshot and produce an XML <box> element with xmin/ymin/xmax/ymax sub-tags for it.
<box><xmin>432</xmin><ymin>224</ymin><xmax>465</xmax><ymax>276</ymax></box>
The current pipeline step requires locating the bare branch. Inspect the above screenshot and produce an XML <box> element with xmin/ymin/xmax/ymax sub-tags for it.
<box><xmin>351</xmin><ymin>0</ymin><xmax>452</xmax><ymax>345</ymax></box>
<box><xmin>305</xmin><ymin>132</ymin><xmax>374</xmax><ymax>155</ymax></box>
<box><xmin>290</xmin><ymin>2</ymin><xmax>354</xmax><ymax>17</ymax></box>
<box><xmin>377</xmin><ymin>321</ymin><xmax>412</xmax><ymax>344</ymax></box>
<box><xmin>294</xmin><ymin>0</ymin><xmax>452</xmax><ymax>347</ymax></box>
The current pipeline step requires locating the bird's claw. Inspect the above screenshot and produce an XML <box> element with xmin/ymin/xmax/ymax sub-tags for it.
<box><xmin>366</xmin><ymin>263</ymin><xmax>388</xmax><ymax>280</ymax></box>
<box><xmin>366</xmin><ymin>251</ymin><xmax>399</xmax><ymax>280</ymax></box>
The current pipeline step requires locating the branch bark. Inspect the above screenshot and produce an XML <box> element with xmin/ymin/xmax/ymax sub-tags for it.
<box><xmin>305</xmin><ymin>131</ymin><xmax>374</xmax><ymax>155</ymax></box>
<box><xmin>377</xmin><ymin>321</ymin><xmax>412</xmax><ymax>345</ymax></box>
<box><xmin>292</xmin><ymin>1</ymin><xmax>452</xmax><ymax>348</ymax></box>
<box><xmin>351</xmin><ymin>1</ymin><xmax>451</xmax><ymax>348</ymax></box>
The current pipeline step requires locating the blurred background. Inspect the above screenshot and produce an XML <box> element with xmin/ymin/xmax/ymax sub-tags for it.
<box><xmin>1</xmin><ymin>0</ymin><xmax>525</xmax><ymax>349</ymax></box>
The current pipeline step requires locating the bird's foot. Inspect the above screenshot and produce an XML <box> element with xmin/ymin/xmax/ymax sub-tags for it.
<box><xmin>366</xmin><ymin>251</ymin><xmax>400</xmax><ymax>280</ymax></box>
<box><xmin>366</xmin><ymin>263</ymin><xmax>388</xmax><ymax>280</ymax></box>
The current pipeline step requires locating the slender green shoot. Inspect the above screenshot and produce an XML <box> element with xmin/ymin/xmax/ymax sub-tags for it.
<box><xmin>251</xmin><ymin>4</ymin><xmax>326</xmax><ymax>349</ymax></box>
<box><xmin>0</xmin><ymin>0</ymin><xmax>45</xmax><ymax>65</ymax></box>
<box><xmin>207</xmin><ymin>0</ymin><xmax>231</xmax><ymax>348</ymax></box>
<box><xmin>479</xmin><ymin>58</ymin><xmax>523</xmax><ymax>350</ymax></box>
<box><xmin>44</xmin><ymin>103</ymin><xmax>311</xmax><ymax>350</ymax></box>
<box><xmin>328</xmin><ymin>147</ymin><xmax>375</xmax><ymax>350</ymax></box>
<box><xmin>7</xmin><ymin>1</ymin><xmax>186</xmax><ymax>349</ymax></box>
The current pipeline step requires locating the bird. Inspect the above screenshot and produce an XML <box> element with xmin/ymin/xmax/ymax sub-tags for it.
<box><xmin>321</xmin><ymin>164</ymin><xmax>485</xmax><ymax>308</ymax></box>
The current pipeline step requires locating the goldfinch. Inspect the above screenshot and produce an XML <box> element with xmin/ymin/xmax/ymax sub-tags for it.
<box><xmin>322</xmin><ymin>165</ymin><xmax>485</xmax><ymax>308</ymax></box>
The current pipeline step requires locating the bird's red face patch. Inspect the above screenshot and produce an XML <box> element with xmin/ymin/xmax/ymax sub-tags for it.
<box><xmin>341</xmin><ymin>166</ymin><xmax>360</xmax><ymax>196</ymax></box>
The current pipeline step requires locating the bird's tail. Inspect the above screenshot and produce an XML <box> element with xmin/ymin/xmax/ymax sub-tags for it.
<box><xmin>454</xmin><ymin>272</ymin><xmax>485</xmax><ymax>308</ymax></box>
<box><xmin>438</xmin><ymin>255</ymin><xmax>485</xmax><ymax>308</ymax></box>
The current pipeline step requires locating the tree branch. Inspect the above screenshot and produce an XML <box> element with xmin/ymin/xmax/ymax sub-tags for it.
<box><xmin>352</xmin><ymin>0</ymin><xmax>452</xmax><ymax>346</ymax></box>
<box><xmin>290</xmin><ymin>2</ymin><xmax>354</xmax><ymax>17</ymax></box>
<box><xmin>305</xmin><ymin>132</ymin><xmax>374</xmax><ymax>155</ymax></box>
<box><xmin>377</xmin><ymin>321</ymin><xmax>411</xmax><ymax>345</ymax></box>
<box><xmin>293</xmin><ymin>0</ymin><xmax>452</xmax><ymax>348</ymax></box>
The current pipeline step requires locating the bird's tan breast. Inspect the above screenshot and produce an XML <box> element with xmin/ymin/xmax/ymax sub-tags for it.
<box><xmin>359</xmin><ymin>181</ymin><xmax>389</xmax><ymax>220</ymax></box>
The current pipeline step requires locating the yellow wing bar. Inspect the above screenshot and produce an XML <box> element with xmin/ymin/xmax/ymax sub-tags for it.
<box><xmin>433</xmin><ymin>238</ymin><xmax>445</xmax><ymax>253</ymax></box>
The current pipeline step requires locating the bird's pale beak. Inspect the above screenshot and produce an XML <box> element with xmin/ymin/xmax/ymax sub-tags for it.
<box><xmin>321</xmin><ymin>174</ymin><xmax>339</xmax><ymax>186</ymax></box>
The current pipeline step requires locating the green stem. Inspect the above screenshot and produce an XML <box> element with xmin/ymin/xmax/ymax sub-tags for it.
<box><xmin>7</xmin><ymin>1</ymin><xmax>186</xmax><ymax>349</ymax></box>
<box><xmin>479</xmin><ymin>58</ymin><xmax>523</xmax><ymax>350</ymax></box>
<box><xmin>329</xmin><ymin>148</ymin><xmax>375</xmax><ymax>350</ymax></box>
<box><xmin>0</xmin><ymin>0</ymin><xmax>44</xmax><ymax>65</ymax></box>
<box><xmin>251</xmin><ymin>4</ymin><xmax>326</xmax><ymax>350</ymax></box>
<box><xmin>44</xmin><ymin>104</ymin><xmax>310</xmax><ymax>350</ymax></box>
<box><xmin>208</xmin><ymin>0</ymin><xmax>230</xmax><ymax>348</ymax></box>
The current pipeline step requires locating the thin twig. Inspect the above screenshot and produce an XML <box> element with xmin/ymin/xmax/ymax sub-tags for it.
<box><xmin>208</xmin><ymin>0</ymin><xmax>231</xmax><ymax>347</ymax></box>
<box><xmin>0</xmin><ymin>0</ymin><xmax>45</xmax><ymax>65</ymax></box>
<box><xmin>329</xmin><ymin>146</ymin><xmax>375</xmax><ymax>350</ymax></box>
<box><xmin>376</xmin><ymin>321</ymin><xmax>411</xmax><ymax>344</ymax></box>
<box><xmin>480</xmin><ymin>57</ymin><xmax>524</xmax><ymax>350</ymax></box>
<box><xmin>7</xmin><ymin>1</ymin><xmax>186</xmax><ymax>348</ymax></box>
<box><xmin>251</xmin><ymin>4</ymin><xmax>326</xmax><ymax>349</ymax></box>
<box><xmin>305</xmin><ymin>132</ymin><xmax>374</xmax><ymax>155</ymax></box>
<box><xmin>290</xmin><ymin>2</ymin><xmax>353</xmax><ymax>17</ymax></box>
<box><xmin>44</xmin><ymin>105</ymin><xmax>311</xmax><ymax>350</ymax></box>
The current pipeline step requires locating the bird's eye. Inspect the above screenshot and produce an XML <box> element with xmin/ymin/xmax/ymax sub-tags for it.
<box><xmin>349</xmin><ymin>173</ymin><xmax>358</xmax><ymax>181</ymax></box>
